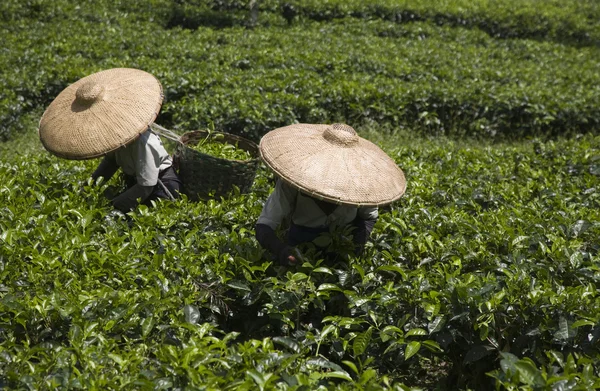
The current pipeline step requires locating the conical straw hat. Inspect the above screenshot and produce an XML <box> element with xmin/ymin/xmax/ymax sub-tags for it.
<box><xmin>259</xmin><ymin>123</ymin><xmax>406</xmax><ymax>206</ymax></box>
<box><xmin>39</xmin><ymin>68</ymin><xmax>163</xmax><ymax>160</ymax></box>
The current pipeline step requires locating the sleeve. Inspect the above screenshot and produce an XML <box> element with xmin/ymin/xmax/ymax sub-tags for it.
<box><xmin>255</xmin><ymin>223</ymin><xmax>292</xmax><ymax>264</ymax></box>
<box><xmin>353</xmin><ymin>206</ymin><xmax>379</xmax><ymax>254</ymax></box>
<box><xmin>111</xmin><ymin>184</ymin><xmax>154</xmax><ymax>212</ymax></box>
<box><xmin>256</xmin><ymin>179</ymin><xmax>297</xmax><ymax>230</ymax></box>
<box><xmin>135</xmin><ymin>133</ymin><xmax>162</xmax><ymax>187</ymax></box>
<box><xmin>357</xmin><ymin>206</ymin><xmax>379</xmax><ymax>221</ymax></box>
<box><xmin>91</xmin><ymin>154</ymin><xmax>119</xmax><ymax>183</ymax></box>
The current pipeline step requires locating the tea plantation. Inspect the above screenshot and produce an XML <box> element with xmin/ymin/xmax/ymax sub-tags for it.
<box><xmin>1</xmin><ymin>0</ymin><xmax>599</xmax><ymax>389</ymax></box>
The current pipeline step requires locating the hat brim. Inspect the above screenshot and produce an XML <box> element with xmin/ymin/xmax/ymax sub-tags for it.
<box><xmin>259</xmin><ymin>123</ymin><xmax>406</xmax><ymax>206</ymax></box>
<box><xmin>39</xmin><ymin>68</ymin><xmax>163</xmax><ymax>160</ymax></box>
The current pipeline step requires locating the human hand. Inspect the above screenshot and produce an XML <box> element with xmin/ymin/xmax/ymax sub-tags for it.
<box><xmin>286</xmin><ymin>254</ymin><xmax>298</xmax><ymax>266</ymax></box>
<box><xmin>103</xmin><ymin>185</ymin><xmax>119</xmax><ymax>200</ymax></box>
<box><xmin>279</xmin><ymin>246</ymin><xmax>299</xmax><ymax>266</ymax></box>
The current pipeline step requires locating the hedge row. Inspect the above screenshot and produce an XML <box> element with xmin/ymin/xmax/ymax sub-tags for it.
<box><xmin>176</xmin><ymin>0</ymin><xmax>600</xmax><ymax>48</ymax></box>
<box><xmin>2</xmin><ymin>5</ymin><xmax>599</xmax><ymax>142</ymax></box>
<box><xmin>37</xmin><ymin>0</ymin><xmax>594</xmax><ymax>48</ymax></box>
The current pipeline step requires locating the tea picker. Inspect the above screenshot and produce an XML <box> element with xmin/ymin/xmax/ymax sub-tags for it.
<box><xmin>255</xmin><ymin>123</ymin><xmax>407</xmax><ymax>266</ymax></box>
<box><xmin>38</xmin><ymin>68</ymin><xmax>182</xmax><ymax>212</ymax></box>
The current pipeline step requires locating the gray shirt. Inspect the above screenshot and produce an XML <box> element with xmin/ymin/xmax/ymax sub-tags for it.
<box><xmin>110</xmin><ymin>131</ymin><xmax>172</xmax><ymax>186</ymax></box>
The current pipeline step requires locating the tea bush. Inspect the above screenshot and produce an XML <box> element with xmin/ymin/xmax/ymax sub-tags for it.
<box><xmin>1</xmin><ymin>0</ymin><xmax>599</xmax><ymax>142</ymax></box>
<box><xmin>1</xmin><ymin>131</ymin><xmax>599</xmax><ymax>389</ymax></box>
<box><xmin>1</xmin><ymin>0</ymin><xmax>600</xmax><ymax>389</ymax></box>
<box><xmin>192</xmin><ymin>0</ymin><xmax>600</xmax><ymax>47</ymax></box>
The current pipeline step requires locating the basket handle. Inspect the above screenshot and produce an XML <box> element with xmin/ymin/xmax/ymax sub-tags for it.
<box><xmin>150</xmin><ymin>123</ymin><xmax>183</xmax><ymax>144</ymax></box>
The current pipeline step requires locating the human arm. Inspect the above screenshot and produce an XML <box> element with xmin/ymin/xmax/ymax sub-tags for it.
<box><xmin>353</xmin><ymin>206</ymin><xmax>379</xmax><ymax>254</ymax></box>
<box><xmin>255</xmin><ymin>180</ymin><xmax>298</xmax><ymax>265</ymax></box>
<box><xmin>255</xmin><ymin>223</ymin><xmax>297</xmax><ymax>266</ymax></box>
<box><xmin>110</xmin><ymin>183</ymin><xmax>154</xmax><ymax>213</ymax></box>
<box><xmin>107</xmin><ymin>131</ymin><xmax>163</xmax><ymax>212</ymax></box>
<box><xmin>91</xmin><ymin>155</ymin><xmax>119</xmax><ymax>183</ymax></box>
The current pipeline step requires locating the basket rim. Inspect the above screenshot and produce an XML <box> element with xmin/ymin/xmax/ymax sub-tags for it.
<box><xmin>177</xmin><ymin>130</ymin><xmax>260</xmax><ymax>163</ymax></box>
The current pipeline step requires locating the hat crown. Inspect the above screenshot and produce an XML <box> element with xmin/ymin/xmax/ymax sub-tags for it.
<box><xmin>323</xmin><ymin>123</ymin><xmax>358</xmax><ymax>146</ymax></box>
<box><xmin>75</xmin><ymin>81</ymin><xmax>105</xmax><ymax>104</ymax></box>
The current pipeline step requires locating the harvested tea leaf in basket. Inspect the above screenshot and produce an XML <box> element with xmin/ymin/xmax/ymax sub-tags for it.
<box><xmin>189</xmin><ymin>134</ymin><xmax>253</xmax><ymax>161</ymax></box>
<box><xmin>150</xmin><ymin>124</ymin><xmax>260</xmax><ymax>200</ymax></box>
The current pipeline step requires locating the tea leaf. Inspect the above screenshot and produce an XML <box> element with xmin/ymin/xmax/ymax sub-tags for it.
<box><xmin>404</xmin><ymin>341</ymin><xmax>421</xmax><ymax>360</ymax></box>
<box><xmin>353</xmin><ymin>327</ymin><xmax>373</xmax><ymax>357</ymax></box>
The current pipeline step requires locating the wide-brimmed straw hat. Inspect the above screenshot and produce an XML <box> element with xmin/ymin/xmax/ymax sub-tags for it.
<box><xmin>259</xmin><ymin>123</ymin><xmax>406</xmax><ymax>206</ymax></box>
<box><xmin>39</xmin><ymin>68</ymin><xmax>163</xmax><ymax>160</ymax></box>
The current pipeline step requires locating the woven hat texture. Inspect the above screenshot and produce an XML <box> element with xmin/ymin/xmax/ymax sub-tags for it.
<box><xmin>39</xmin><ymin>68</ymin><xmax>163</xmax><ymax>160</ymax></box>
<box><xmin>259</xmin><ymin>123</ymin><xmax>406</xmax><ymax>206</ymax></box>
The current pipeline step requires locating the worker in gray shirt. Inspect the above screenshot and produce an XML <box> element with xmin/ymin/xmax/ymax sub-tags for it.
<box><xmin>38</xmin><ymin>68</ymin><xmax>182</xmax><ymax>213</ymax></box>
<box><xmin>255</xmin><ymin>123</ymin><xmax>407</xmax><ymax>266</ymax></box>
<box><xmin>91</xmin><ymin>129</ymin><xmax>181</xmax><ymax>212</ymax></box>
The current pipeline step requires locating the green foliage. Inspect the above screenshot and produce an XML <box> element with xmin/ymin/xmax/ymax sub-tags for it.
<box><xmin>261</xmin><ymin>0</ymin><xmax>600</xmax><ymax>47</ymax></box>
<box><xmin>1</xmin><ymin>0</ymin><xmax>600</xmax><ymax>389</ymax></box>
<box><xmin>1</xmin><ymin>132</ymin><xmax>599</xmax><ymax>389</ymax></box>
<box><xmin>1</xmin><ymin>0</ymin><xmax>599</xmax><ymax>142</ymax></box>
<box><xmin>187</xmin><ymin>135</ymin><xmax>253</xmax><ymax>161</ymax></box>
<box><xmin>488</xmin><ymin>352</ymin><xmax>600</xmax><ymax>390</ymax></box>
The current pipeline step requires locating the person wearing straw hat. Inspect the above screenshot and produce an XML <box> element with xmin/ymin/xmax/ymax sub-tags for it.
<box><xmin>89</xmin><ymin>128</ymin><xmax>181</xmax><ymax>212</ymax></box>
<box><xmin>38</xmin><ymin>68</ymin><xmax>181</xmax><ymax>212</ymax></box>
<box><xmin>255</xmin><ymin>123</ymin><xmax>406</xmax><ymax>266</ymax></box>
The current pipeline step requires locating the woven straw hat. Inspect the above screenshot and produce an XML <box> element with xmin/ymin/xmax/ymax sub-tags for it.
<box><xmin>39</xmin><ymin>68</ymin><xmax>163</xmax><ymax>160</ymax></box>
<box><xmin>259</xmin><ymin>123</ymin><xmax>406</xmax><ymax>206</ymax></box>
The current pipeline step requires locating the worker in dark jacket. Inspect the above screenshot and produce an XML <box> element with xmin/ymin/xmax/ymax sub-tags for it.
<box><xmin>256</xmin><ymin>178</ymin><xmax>378</xmax><ymax>265</ymax></box>
<box><xmin>255</xmin><ymin>123</ymin><xmax>407</xmax><ymax>266</ymax></box>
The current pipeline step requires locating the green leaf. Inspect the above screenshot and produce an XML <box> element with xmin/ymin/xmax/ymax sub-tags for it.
<box><xmin>376</xmin><ymin>265</ymin><xmax>407</xmax><ymax>279</ymax></box>
<box><xmin>554</xmin><ymin>317</ymin><xmax>576</xmax><ymax>341</ymax></box>
<box><xmin>307</xmin><ymin>357</ymin><xmax>345</xmax><ymax>373</ymax></box>
<box><xmin>515</xmin><ymin>359</ymin><xmax>545</xmax><ymax>386</ymax></box>
<box><xmin>406</xmin><ymin>328</ymin><xmax>427</xmax><ymax>337</ymax></box>
<box><xmin>320</xmin><ymin>371</ymin><xmax>352</xmax><ymax>381</ymax></box>
<box><xmin>571</xmin><ymin>320</ymin><xmax>595</xmax><ymax>328</ymax></box>
<box><xmin>273</xmin><ymin>337</ymin><xmax>301</xmax><ymax>353</ymax></box>
<box><xmin>184</xmin><ymin>305</ymin><xmax>201</xmax><ymax>324</ymax></box>
<box><xmin>313</xmin><ymin>267</ymin><xmax>333</xmax><ymax>275</ymax></box>
<box><xmin>383</xmin><ymin>341</ymin><xmax>401</xmax><ymax>355</ymax></box>
<box><xmin>353</xmin><ymin>327</ymin><xmax>373</xmax><ymax>357</ymax></box>
<box><xmin>141</xmin><ymin>316</ymin><xmax>154</xmax><ymax>338</ymax></box>
<box><xmin>84</xmin><ymin>322</ymin><xmax>98</xmax><ymax>336</ymax></box>
<box><xmin>499</xmin><ymin>352</ymin><xmax>519</xmax><ymax>375</ymax></box>
<box><xmin>358</xmin><ymin>368</ymin><xmax>377</xmax><ymax>385</ymax></box>
<box><xmin>291</xmin><ymin>272</ymin><xmax>308</xmax><ymax>281</ymax></box>
<box><xmin>427</xmin><ymin>316</ymin><xmax>445</xmax><ymax>334</ymax></box>
<box><xmin>547</xmin><ymin>351</ymin><xmax>564</xmax><ymax>368</ymax></box>
<box><xmin>247</xmin><ymin>370</ymin><xmax>265</xmax><ymax>389</ymax></box>
<box><xmin>342</xmin><ymin>360</ymin><xmax>359</xmax><ymax>376</ymax></box>
<box><xmin>422</xmin><ymin>340</ymin><xmax>442</xmax><ymax>352</ymax></box>
<box><xmin>108</xmin><ymin>353</ymin><xmax>125</xmax><ymax>367</ymax></box>
<box><xmin>404</xmin><ymin>341</ymin><xmax>421</xmax><ymax>360</ymax></box>
<box><xmin>320</xmin><ymin>324</ymin><xmax>337</xmax><ymax>340</ymax></box>
<box><xmin>571</xmin><ymin>220</ymin><xmax>591</xmax><ymax>237</ymax></box>
<box><xmin>227</xmin><ymin>281</ymin><xmax>251</xmax><ymax>291</ymax></box>
<box><xmin>381</xmin><ymin>325</ymin><xmax>404</xmax><ymax>336</ymax></box>
<box><xmin>317</xmin><ymin>283</ymin><xmax>342</xmax><ymax>292</ymax></box>
<box><xmin>512</xmin><ymin>236</ymin><xmax>529</xmax><ymax>247</ymax></box>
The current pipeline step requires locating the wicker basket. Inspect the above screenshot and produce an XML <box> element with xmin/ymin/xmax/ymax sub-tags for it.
<box><xmin>174</xmin><ymin>130</ymin><xmax>260</xmax><ymax>201</ymax></box>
